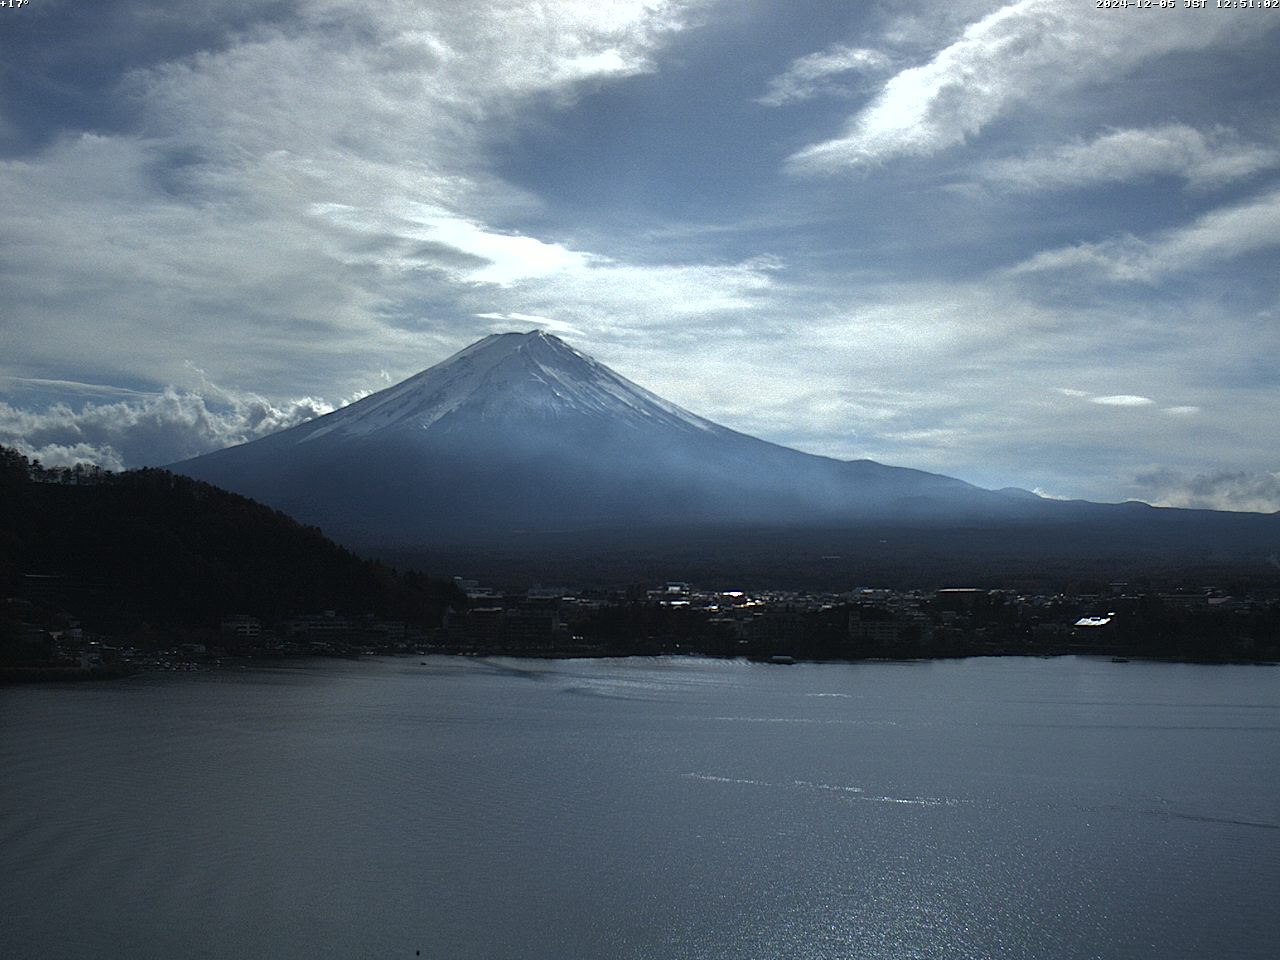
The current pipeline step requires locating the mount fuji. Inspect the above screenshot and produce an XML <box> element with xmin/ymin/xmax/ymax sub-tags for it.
<box><xmin>172</xmin><ymin>331</ymin><xmax>1018</xmax><ymax>535</ymax></box>
<box><xmin>171</xmin><ymin>331</ymin><xmax>1278</xmax><ymax>583</ymax></box>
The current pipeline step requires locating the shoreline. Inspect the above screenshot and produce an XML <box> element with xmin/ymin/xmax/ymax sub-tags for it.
<box><xmin>7</xmin><ymin>649</ymin><xmax>1277</xmax><ymax>687</ymax></box>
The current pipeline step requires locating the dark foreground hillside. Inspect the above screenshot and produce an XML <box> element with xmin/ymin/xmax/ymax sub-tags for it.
<box><xmin>0</xmin><ymin>446</ymin><xmax>461</xmax><ymax>647</ymax></box>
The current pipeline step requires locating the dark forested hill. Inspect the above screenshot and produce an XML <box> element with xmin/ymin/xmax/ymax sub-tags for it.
<box><xmin>0</xmin><ymin>446</ymin><xmax>461</xmax><ymax>636</ymax></box>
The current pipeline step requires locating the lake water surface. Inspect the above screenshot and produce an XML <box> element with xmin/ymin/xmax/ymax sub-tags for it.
<box><xmin>2</xmin><ymin>655</ymin><xmax>1278</xmax><ymax>959</ymax></box>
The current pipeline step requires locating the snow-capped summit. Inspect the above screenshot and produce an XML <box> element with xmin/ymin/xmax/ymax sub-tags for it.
<box><xmin>297</xmin><ymin>330</ymin><xmax>718</xmax><ymax>445</ymax></box>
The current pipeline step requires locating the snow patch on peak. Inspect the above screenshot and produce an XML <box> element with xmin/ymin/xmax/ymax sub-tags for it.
<box><xmin>297</xmin><ymin>331</ymin><xmax>721</xmax><ymax>443</ymax></box>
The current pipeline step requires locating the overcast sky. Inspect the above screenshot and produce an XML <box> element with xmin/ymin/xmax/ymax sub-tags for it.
<box><xmin>3</xmin><ymin>0</ymin><xmax>1279</xmax><ymax>510</ymax></box>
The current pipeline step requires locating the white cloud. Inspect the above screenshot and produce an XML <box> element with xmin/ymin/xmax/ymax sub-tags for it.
<box><xmin>306</xmin><ymin>194</ymin><xmax>782</xmax><ymax>343</ymax></box>
<box><xmin>1031</xmin><ymin>487</ymin><xmax>1071</xmax><ymax>501</ymax></box>
<box><xmin>1057</xmin><ymin>391</ymin><xmax>1204</xmax><ymax>415</ymax></box>
<box><xmin>137</xmin><ymin>0</ymin><xmax>695</xmax><ymax>143</ymax></box>
<box><xmin>981</xmin><ymin>125</ymin><xmax>1280</xmax><ymax>192</ymax></box>
<box><xmin>17</xmin><ymin>443</ymin><xmax>129</xmax><ymax>474</ymax></box>
<box><xmin>310</xmin><ymin>202</ymin><xmax>597</xmax><ymax>286</ymax></box>
<box><xmin>507</xmin><ymin>258</ymin><xmax>778</xmax><ymax>327</ymax></box>
<box><xmin>787</xmin><ymin>0</ymin><xmax>1262</xmax><ymax>173</ymax></box>
<box><xmin>0</xmin><ymin>1</ymin><xmax>708</xmax><ymax>396</ymax></box>
<box><xmin>1134</xmin><ymin>468</ymin><xmax>1280</xmax><ymax>513</ymax></box>
<box><xmin>757</xmin><ymin>44</ymin><xmax>890</xmax><ymax>107</ymax></box>
<box><xmin>1011</xmin><ymin>185</ymin><xmax>1280</xmax><ymax>282</ymax></box>
<box><xmin>0</xmin><ymin>387</ymin><xmax>338</xmax><ymax>470</ymax></box>
<box><xmin>474</xmin><ymin>312</ymin><xmax>584</xmax><ymax>336</ymax></box>
<box><xmin>1090</xmin><ymin>395</ymin><xmax>1153</xmax><ymax>407</ymax></box>
<box><xmin>0</xmin><ymin>377</ymin><xmax>152</xmax><ymax>403</ymax></box>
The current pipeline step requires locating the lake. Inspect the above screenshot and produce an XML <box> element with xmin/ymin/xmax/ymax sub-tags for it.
<box><xmin>2</xmin><ymin>655</ymin><xmax>1278</xmax><ymax>959</ymax></box>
